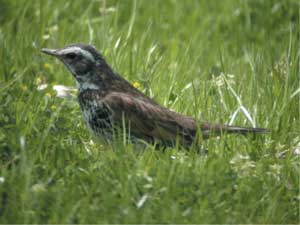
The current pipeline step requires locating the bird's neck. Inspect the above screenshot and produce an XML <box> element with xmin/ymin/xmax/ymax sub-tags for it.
<box><xmin>75</xmin><ymin>67</ymin><xmax>108</xmax><ymax>92</ymax></box>
<box><xmin>76</xmin><ymin>80</ymin><xmax>100</xmax><ymax>92</ymax></box>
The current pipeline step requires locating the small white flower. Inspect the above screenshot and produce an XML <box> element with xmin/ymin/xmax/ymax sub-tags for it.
<box><xmin>37</xmin><ymin>84</ymin><xmax>48</xmax><ymax>90</ymax></box>
<box><xmin>53</xmin><ymin>85</ymin><xmax>76</xmax><ymax>98</ymax></box>
<box><xmin>170</xmin><ymin>155</ymin><xmax>176</xmax><ymax>160</ymax></box>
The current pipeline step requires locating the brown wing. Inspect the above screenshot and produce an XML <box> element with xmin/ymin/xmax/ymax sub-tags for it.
<box><xmin>102</xmin><ymin>92</ymin><xmax>198</xmax><ymax>148</ymax></box>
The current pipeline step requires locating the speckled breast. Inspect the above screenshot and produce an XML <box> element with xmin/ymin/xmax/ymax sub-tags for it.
<box><xmin>78</xmin><ymin>91</ymin><xmax>113</xmax><ymax>139</ymax></box>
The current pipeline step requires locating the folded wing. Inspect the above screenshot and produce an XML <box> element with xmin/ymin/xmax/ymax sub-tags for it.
<box><xmin>103</xmin><ymin>92</ymin><xmax>197</xmax><ymax>148</ymax></box>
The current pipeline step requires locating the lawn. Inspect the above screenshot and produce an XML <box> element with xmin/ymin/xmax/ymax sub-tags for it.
<box><xmin>0</xmin><ymin>0</ymin><xmax>299</xmax><ymax>223</ymax></box>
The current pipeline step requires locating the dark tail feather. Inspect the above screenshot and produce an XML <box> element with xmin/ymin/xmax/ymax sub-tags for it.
<box><xmin>201</xmin><ymin>123</ymin><xmax>270</xmax><ymax>138</ymax></box>
<box><xmin>222</xmin><ymin>125</ymin><xmax>270</xmax><ymax>135</ymax></box>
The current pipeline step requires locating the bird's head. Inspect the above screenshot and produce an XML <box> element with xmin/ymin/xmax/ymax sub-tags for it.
<box><xmin>41</xmin><ymin>44</ymin><xmax>108</xmax><ymax>83</ymax></box>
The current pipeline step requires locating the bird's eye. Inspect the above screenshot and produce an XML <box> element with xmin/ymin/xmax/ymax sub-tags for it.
<box><xmin>65</xmin><ymin>53</ymin><xmax>77</xmax><ymax>59</ymax></box>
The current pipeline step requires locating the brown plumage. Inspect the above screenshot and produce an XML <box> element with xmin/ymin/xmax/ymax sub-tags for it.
<box><xmin>41</xmin><ymin>43</ymin><xmax>269</xmax><ymax>149</ymax></box>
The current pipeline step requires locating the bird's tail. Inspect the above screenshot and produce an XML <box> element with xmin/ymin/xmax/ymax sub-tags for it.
<box><xmin>201</xmin><ymin>123</ymin><xmax>270</xmax><ymax>138</ymax></box>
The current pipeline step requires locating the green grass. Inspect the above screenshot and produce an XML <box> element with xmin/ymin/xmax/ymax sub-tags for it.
<box><xmin>0</xmin><ymin>0</ymin><xmax>299</xmax><ymax>223</ymax></box>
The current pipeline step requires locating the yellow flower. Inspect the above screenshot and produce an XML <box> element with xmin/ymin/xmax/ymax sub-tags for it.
<box><xmin>44</xmin><ymin>63</ymin><xmax>51</xmax><ymax>70</ymax></box>
<box><xmin>21</xmin><ymin>85</ymin><xmax>28</xmax><ymax>91</ymax></box>
<box><xmin>36</xmin><ymin>77</ymin><xmax>42</xmax><ymax>84</ymax></box>
<box><xmin>45</xmin><ymin>92</ymin><xmax>52</xmax><ymax>98</ymax></box>
<box><xmin>51</xmin><ymin>105</ymin><xmax>57</xmax><ymax>110</ymax></box>
<box><xmin>133</xmin><ymin>81</ymin><xmax>141</xmax><ymax>89</ymax></box>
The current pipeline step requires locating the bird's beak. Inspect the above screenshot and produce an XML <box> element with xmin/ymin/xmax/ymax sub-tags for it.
<box><xmin>41</xmin><ymin>48</ymin><xmax>60</xmax><ymax>57</ymax></box>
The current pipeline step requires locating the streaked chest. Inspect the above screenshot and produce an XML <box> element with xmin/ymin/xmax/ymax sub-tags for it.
<box><xmin>78</xmin><ymin>91</ymin><xmax>113</xmax><ymax>135</ymax></box>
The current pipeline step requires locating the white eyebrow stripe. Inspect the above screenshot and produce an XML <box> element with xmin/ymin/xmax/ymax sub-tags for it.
<box><xmin>60</xmin><ymin>47</ymin><xmax>95</xmax><ymax>62</ymax></box>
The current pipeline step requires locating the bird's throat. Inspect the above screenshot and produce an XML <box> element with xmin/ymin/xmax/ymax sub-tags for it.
<box><xmin>77</xmin><ymin>81</ymin><xmax>100</xmax><ymax>92</ymax></box>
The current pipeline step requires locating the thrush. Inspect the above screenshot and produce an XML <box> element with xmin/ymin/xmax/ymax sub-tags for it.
<box><xmin>41</xmin><ymin>43</ymin><xmax>268</xmax><ymax>149</ymax></box>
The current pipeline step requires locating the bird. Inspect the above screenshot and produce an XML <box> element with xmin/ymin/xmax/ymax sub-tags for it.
<box><xmin>41</xmin><ymin>43</ymin><xmax>269</xmax><ymax>149</ymax></box>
